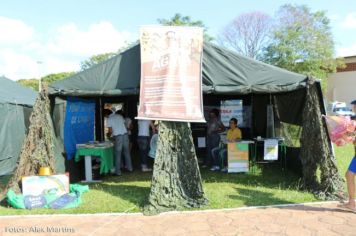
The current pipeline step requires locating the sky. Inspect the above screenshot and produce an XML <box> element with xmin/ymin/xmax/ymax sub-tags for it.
<box><xmin>1</xmin><ymin>0</ymin><xmax>356</xmax><ymax>80</ymax></box>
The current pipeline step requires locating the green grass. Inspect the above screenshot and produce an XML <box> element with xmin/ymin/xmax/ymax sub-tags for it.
<box><xmin>335</xmin><ymin>144</ymin><xmax>354</xmax><ymax>179</ymax></box>
<box><xmin>0</xmin><ymin>145</ymin><xmax>353</xmax><ymax>215</ymax></box>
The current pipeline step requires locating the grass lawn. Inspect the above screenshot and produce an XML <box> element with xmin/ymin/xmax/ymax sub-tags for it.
<box><xmin>0</xmin><ymin>144</ymin><xmax>353</xmax><ymax>215</ymax></box>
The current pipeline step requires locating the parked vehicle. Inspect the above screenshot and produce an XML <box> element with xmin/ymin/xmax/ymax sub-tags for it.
<box><xmin>327</xmin><ymin>101</ymin><xmax>355</xmax><ymax>116</ymax></box>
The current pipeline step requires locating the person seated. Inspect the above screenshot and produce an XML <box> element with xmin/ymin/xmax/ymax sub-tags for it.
<box><xmin>210</xmin><ymin>118</ymin><xmax>242</xmax><ymax>172</ymax></box>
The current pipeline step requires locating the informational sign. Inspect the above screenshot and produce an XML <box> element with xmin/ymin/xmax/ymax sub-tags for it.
<box><xmin>263</xmin><ymin>139</ymin><xmax>279</xmax><ymax>160</ymax></box>
<box><xmin>220</xmin><ymin>100</ymin><xmax>244</xmax><ymax>127</ymax></box>
<box><xmin>137</xmin><ymin>26</ymin><xmax>205</xmax><ymax>122</ymax></box>
<box><xmin>24</xmin><ymin>195</ymin><xmax>47</xmax><ymax>209</ymax></box>
<box><xmin>22</xmin><ymin>175</ymin><xmax>70</xmax><ymax>197</ymax></box>
<box><xmin>227</xmin><ymin>142</ymin><xmax>249</xmax><ymax>173</ymax></box>
<box><xmin>197</xmin><ymin>137</ymin><xmax>206</xmax><ymax>148</ymax></box>
<box><xmin>64</xmin><ymin>97</ymin><xmax>95</xmax><ymax>160</ymax></box>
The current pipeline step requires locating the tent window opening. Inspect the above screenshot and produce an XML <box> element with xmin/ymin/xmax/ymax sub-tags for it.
<box><xmin>276</xmin><ymin>122</ymin><xmax>302</xmax><ymax>148</ymax></box>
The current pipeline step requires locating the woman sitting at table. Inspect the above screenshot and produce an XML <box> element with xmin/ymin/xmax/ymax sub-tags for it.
<box><xmin>210</xmin><ymin>118</ymin><xmax>242</xmax><ymax>172</ymax></box>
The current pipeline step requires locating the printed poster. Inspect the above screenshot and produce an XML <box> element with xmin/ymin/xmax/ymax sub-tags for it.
<box><xmin>228</xmin><ymin>142</ymin><xmax>249</xmax><ymax>173</ymax></box>
<box><xmin>137</xmin><ymin>26</ymin><xmax>205</xmax><ymax>122</ymax></box>
<box><xmin>220</xmin><ymin>100</ymin><xmax>244</xmax><ymax>127</ymax></box>
<box><xmin>263</xmin><ymin>139</ymin><xmax>279</xmax><ymax>160</ymax></box>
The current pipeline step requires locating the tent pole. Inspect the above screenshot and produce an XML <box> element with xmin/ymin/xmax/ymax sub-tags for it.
<box><xmin>250</xmin><ymin>93</ymin><xmax>254</xmax><ymax>138</ymax></box>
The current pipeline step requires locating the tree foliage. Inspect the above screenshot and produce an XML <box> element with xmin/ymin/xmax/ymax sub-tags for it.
<box><xmin>158</xmin><ymin>13</ymin><xmax>213</xmax><ymax>42</ymax></box>
<box><xmin>42</xmin><ymin>72</ymin><xmax>75</xmax><ymax>84</ymax></box>
<box><xmin>17</xmin><ymin>79</ymin><xmax>39</xmax><ymax>91</ymax></box>
<box><xmin>17</xmin><ymin>72</ymin><xmax>75</xmax><ymax>91</ymax></box>
<box><xmin>80</xmin><ymin>52</ymin><xmax>117</xmax><ymax>71</ymax></box>
<box><xmin>218</xmin><ymin>12</ymin><xmax>272</xmax><ymax>59</ymax></box>
<box><xmin>262</xmin><ymin>4</ymin><xmax>344</xmax><ymax>84</ymax></box>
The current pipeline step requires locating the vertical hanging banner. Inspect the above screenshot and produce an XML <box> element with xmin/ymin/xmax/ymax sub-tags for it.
<box><xmin>137</xmin><ymin>26</ymin><xmax>205</xmax><ymax>122</ymax></box>
<box><xmin>64</xmin><ymin>97</ymin><xmax>95</xmax><ymax>160</ymax></box>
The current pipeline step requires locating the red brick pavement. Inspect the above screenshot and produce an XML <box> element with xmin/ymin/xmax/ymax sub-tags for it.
<box><xmin>0</xmin><ymin>202</ymin><xmax>355</xmax><ymax>236</ymax></box>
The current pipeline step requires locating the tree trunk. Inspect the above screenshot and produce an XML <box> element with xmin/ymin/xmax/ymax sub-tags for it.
<box><xmin>144</xmin><ymin>121</ymin><xmax>208</xmax><ymax>215</ymax></box>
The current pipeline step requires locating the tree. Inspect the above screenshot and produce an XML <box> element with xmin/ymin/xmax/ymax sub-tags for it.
<box><xmin>17</xmin><ymin>72</ymin><xmax>75</xmax><ymax>91</ymax></box>
<box><xmin>80</xmin><ymin>52</ymin><xmax>117</xmax><ymax>71</ymax></box>
<box><xmin>218</xmin><ymin>12</ymin><xmax>273</xmax><ymax>59</ymax></box>
<box><xmin>158</xmin><ymin>13</ymin><xmax>213</xmax><ymax>42</ymax></box>
<box><xmin>262</xmin><ymin>4</ymin><xmax>344</xmax><ymax>88</ymax></box>
<box><xmin>42</xmin><ymin>72</ymin><xmax>75</xmax><ymax>84</ymax></box>
<box><xmin>17</xmin><ymin>79</ymin><xmax>39</xmax><ymax>91</ymax></box>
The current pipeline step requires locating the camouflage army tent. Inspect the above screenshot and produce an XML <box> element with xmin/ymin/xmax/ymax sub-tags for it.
<box><xmin>48</xmin><ymin>42</ymin><xmax>344</xmax><ymax>211</ymax></box>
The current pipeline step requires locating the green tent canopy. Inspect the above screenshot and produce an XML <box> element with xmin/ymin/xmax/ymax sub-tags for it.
<box><xmin>0</xmin><ymin>76</ymin><xmax>37</xmax><ymax>176</ymax></box>
<box><xmin>49</xmin><ymin>42</ymin><xmax>308</xmax><ymax>96</ymax></box>
<box><xmin>47</xmin><ymin>42</ymin><xmax>344</xmax><ymax>198</ymax></box>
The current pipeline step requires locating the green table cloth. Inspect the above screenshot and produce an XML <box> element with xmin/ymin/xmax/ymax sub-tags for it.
<box><xmin>75</xmin><ymin>146</ymin><xmax>114</xmax><ymax>175</ymax></box>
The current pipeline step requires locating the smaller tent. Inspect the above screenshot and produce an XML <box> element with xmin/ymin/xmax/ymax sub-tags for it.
<box><xmin>0</xmin><ymin>76</ymin><xmax>37</xmax><ymax>175</ymax></box>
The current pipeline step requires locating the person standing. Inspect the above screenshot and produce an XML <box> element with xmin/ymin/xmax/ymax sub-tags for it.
<box><xmin>204</xmin><ymin>109</ymin><xmax>225</xmax><ymax>167</ymax></box>
<box><xmin>124</xmin><ymin>116</ymin><xmax>134</xmax><ymax>152</ymax></box>
<box><xmin>137</xmin><ymin>120</ymin><xmax>155</xmax><ymax>172</ymax></box>
<box><xmin>339</xmin><ymin>100</ymin><xmax>356</xmax><ymax>211</ymax></box>
<box><xmin>107</xmin><ymin>110</ymin><xmax>133</xmax><ymax>176</ymax></box>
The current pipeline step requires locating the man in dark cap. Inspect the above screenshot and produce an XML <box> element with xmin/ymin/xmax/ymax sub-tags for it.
<box><xmin>339</xmin><ymin>100</ymin><xmax>356</xmax><ymax>211</ymax></box>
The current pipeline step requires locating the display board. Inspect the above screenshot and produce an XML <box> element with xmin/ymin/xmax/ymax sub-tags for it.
<box><xmin>227</xmin><ymin>142</ymin><xmax>249</xmax><ymax>173</ymax></box>
<box><xmin>22</xmin><ymin>175</ymin><xmax>70</xmax><ymax>197</ymax></box>
<box><xmin>263</xmin><ymin>139</ymin><xmax>279</xmax><ymax>160</ymax></box>
<box><xmin>220</xmin><ymin>100</ymin><xmax>244</xmax><ymax>127</ymax></box>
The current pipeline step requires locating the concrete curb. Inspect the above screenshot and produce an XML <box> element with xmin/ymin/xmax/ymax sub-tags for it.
<box><xmin>0</xmin><ymin>200</ymin><xmax>339</xmax><ymax>218</ymax></box>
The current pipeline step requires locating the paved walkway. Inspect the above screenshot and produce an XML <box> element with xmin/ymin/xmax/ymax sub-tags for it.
<box><xmin>0</xmin><ymin>202</ymin><xmax>355</xmax><ymax>236</ymax></box>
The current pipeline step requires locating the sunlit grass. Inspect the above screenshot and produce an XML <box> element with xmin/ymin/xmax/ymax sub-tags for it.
<box><xmin>0</xmin><ymin>145</ymin><xmax>352</xmax><ymax>215</ymax></box>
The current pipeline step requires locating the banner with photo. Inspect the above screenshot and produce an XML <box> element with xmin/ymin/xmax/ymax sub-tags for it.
<box><xmin>137</xmin><ymin>26</ymin><xmax>205</xmax><ymax>122</ymax></box>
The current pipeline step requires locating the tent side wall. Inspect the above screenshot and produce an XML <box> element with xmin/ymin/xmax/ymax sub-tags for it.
<box><xmin>0</xmin><ymin>104</ymin><xmax>27</xmax><ymax>175</ymax></box>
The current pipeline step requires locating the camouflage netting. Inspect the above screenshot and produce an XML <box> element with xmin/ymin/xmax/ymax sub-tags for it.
<box><xmin>300</xmin><ymin>80</ymin><xmax>344</xmax><ymax>200</ymax></box>
<box><xmin>4</xmin><ymin>86</ymin><xmax>56</xmax><ymax>194</ymax></box>
<box><xmin>144</xmin><ymin>121</ymin><xmax>208</xmax><ymax>215</ymax></box>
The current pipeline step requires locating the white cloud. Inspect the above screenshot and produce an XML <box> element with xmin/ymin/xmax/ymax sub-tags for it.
<box><xmin>0</xmin><ymin>17</ymin><xmax>132</xmax><ymax>80</ymax></box>
<box><xmin>43</xmin><ymin>56</ymin><xmax>81</xmax><ymax>74</ymax></box>
<box><xmin>0</xmin><ymin>48</ymin><xmax>38</xmax><ymax>79</ymax></box>
<box><xmin>0</xmin><ymin>16</ymin><xmax>34</xmax><ymax>44</ymax></box>
<box><xmin>46</xmin><ymin>21</ymin><xmax>131</xmax><ymax>57</ymax></box>
<box><xmin>340</xmin><ymin>12</ymin><xmax>356</xmax><ymax>29</ymax></box>
<box><xmin>329</xmin><ymin>14</ymin><xmax>339</xmax><ymax>21</ymax></box>
<box><xmin>337</xmin><ymin>43</ymin><xmax>356</xmax><ymax>57</ymax></box>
